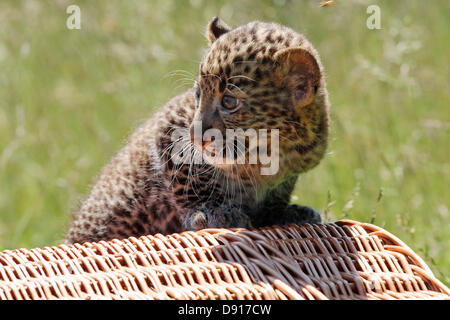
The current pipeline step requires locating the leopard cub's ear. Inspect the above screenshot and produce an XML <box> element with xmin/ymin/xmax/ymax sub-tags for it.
<box><xmin>274</xmin><ymin>47</ymin><xmax>321</xmax><ymax>108</ymax></box>
<box><xmin>206</xmin><ymin>17</ymin><xmax>232</xmax><ymax>44</ymax></box>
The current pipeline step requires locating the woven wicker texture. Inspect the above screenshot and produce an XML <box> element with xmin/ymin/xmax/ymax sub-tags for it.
<box><xmin>0</xmin><ymin>220</ymin><xmax>448</xmax><ymax>300</ymax></box>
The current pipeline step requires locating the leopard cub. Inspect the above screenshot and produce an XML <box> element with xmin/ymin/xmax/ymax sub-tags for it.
<box><xmin>66</xmin><ymin>17</ymin><xmax>331</xmax><ymax>244</ymax></box>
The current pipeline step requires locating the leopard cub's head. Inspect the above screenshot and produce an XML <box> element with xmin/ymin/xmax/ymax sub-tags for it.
<box><xmin>190</xmin><ymin>17</ymin><xmax>330</xmax><ymax>182</ymax></box>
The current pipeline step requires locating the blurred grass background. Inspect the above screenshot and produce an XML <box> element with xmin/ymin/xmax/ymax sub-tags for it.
<box><xmin>0</xmin><ymin>0</ymin><xmax>448</xmax><ymax>284</ymax></box>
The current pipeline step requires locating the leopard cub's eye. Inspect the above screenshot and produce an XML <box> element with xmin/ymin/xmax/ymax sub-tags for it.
<box><xmin>195</xmin><ymin>87</ymin><xmax>201</xmax><ymax>108</ymax></box>
<box><xmin>221</xmin><ymin>95</ymin><xmax>240</xmax><ymax>111</ymax></box>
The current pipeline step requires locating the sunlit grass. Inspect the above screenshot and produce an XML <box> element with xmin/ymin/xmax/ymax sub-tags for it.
<box><xmin>0</xmin><ymin>0</ymin><xmax>448</xmax><ymax>284</ymax></box>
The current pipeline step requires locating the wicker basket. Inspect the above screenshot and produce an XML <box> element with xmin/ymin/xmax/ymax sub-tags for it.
<box><xmin>0</xmin><ymin>220</ymin><xmax>448</xmax><ymax>300</ymax></box>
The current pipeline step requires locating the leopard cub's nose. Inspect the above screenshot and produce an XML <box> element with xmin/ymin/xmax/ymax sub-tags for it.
<box><xmin>190</xmin><ymin>122</ymin><xmax>212</xmax><ymax>152</ymax></box>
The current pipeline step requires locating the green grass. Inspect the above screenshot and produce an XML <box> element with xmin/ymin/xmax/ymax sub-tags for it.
<box><xmin>0</xmin><ymin>0</ymin><xmax>448</xmax><ymax>284</ymax></box>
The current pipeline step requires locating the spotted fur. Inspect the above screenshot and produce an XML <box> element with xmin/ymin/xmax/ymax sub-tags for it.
<box><xmin>66</xmin><ymin>18</ymin><xmax>331</xmax><ymax>244</ymax></box>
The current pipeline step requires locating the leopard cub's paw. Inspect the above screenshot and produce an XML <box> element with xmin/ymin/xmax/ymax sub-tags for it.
<box><xmin>184</xmin><ymin>204</ymin><xmax>251</xmax><ymax>231</ymax></box>
<box><xmin>184</xmin><ymin>210</ymin><xmax>208</xmax><ymax>231</ymax></box>
<box><xmin>208</xmin><ymin>204</ymin><xmax>252</xmax><ymax>229</ymax></box>
<box><xmin>283</xmin><ymin>204</ymin><xmax>322</xmax><ymax>225</ymax></box>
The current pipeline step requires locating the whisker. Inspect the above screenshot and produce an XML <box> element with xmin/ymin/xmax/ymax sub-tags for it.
<box><xmin>227</xmin><ymin>74</ymin><xmax>256</xmax><ymax>82</ymax></box>
<box><xmin>227</xmin><ymin>83</ymin><xmax>246</xmax><ymax>95</ymax></box>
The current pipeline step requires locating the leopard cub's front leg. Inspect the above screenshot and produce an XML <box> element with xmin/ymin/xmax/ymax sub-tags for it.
<box><xmin>251</xmin><ymin>203</ymin><xmax>321</xmax><ymax>228</ymax></box>
<box><xmin>183</xmin><ymin>203</ymin><xmax>252</xmax><ymax>231</ymax></box>
<box><xmin>280</xmin><ymin>204</ymin><xmax>322</xmax><ymax>225</ymax></box>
